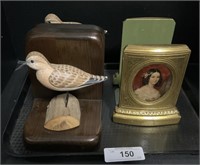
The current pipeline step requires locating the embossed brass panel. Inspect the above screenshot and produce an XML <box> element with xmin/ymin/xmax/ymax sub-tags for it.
<box><xmin>114</xmin><ymin>44</ymin><xmax>191</xmax><ymax>126</ymax></box>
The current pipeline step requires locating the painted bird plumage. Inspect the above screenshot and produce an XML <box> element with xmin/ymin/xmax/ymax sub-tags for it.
<box><xmin>25</xmin><ymin>51</ymin><xmax>108</xmax><ymax>91</ymax></box>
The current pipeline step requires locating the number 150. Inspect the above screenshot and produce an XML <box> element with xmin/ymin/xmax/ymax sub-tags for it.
<box><xmin>120</xmin><ymin>151</ymin><xmax>134</xmax><ymax>157</ymax></box>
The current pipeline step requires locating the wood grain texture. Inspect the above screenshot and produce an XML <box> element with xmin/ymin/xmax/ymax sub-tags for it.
<box><xmin>24</xmin><ymin>98</ymin><xmax>102</xmax><ymax>151</ymax></box>
<box><xmin>44</xmin><ymin>93</ymin><xmax>81</xmax><ymax>131</ymax></box>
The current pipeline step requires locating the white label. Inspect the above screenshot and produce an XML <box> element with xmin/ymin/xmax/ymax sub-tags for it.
<box><xmin>104</xmin><ymin>147</ymin><xmax>145</xmax><ymax>163</ymax></box>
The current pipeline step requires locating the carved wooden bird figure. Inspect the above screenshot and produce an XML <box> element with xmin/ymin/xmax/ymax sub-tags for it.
<box><xmin>24</xmin><ymin>51</ymin><xmax>108</xmax><ymax>91</ymax></box>
<box><xmin>45</xmin><ymin>13</ymin><xmax>81</xmax><ymax>24</ymax></box>
<box><xmin>44</xmin><ymin>13</ymin><xmax>108</xmax><ymax>34</ymax></box>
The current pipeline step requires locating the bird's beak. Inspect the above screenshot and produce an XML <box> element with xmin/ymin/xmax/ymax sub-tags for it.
<box><xmin>15</xmin><ymin>60</ymin><xmax>27</xmax><ymax>71</ymax></box>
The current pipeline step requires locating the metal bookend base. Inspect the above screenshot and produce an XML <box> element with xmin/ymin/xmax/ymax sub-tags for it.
<box><xmin>113</xmin><ymin>106</ymin><xmax>181</xmax><ymax>126</ymax></box>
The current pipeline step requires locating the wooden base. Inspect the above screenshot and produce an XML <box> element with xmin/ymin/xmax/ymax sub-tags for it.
<box><xmin>23</xmin><ymin>98</ymin><xmax>102</xmax><ymax>151</ymax></box>
<box><xmin>44</xmin><ymin>93</ymin><xmax>81</xmax><ymax>131</ymax></box>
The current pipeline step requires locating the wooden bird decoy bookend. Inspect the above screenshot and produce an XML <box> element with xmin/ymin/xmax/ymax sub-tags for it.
<box><xmin>23</xmin><ymin>22</ymin><xmax>106</xmax><ymax>151</ymax></box>
<box><xmin>25</xmin><ymin>51</ymin><xmax>107</xmax><ymax>131</ymax></box>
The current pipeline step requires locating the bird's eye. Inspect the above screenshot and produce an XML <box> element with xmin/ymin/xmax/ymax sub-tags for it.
<box><xmin>31</xmin><ymin>60</ymin><xmax>34</xmax><ymax>63</ymax></box>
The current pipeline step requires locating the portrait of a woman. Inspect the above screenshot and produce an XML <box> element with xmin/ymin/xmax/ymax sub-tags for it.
<box><xmin>134</xmin><ymin>68</ymin><xmax>162</xmax><ymax>101</ymax></box>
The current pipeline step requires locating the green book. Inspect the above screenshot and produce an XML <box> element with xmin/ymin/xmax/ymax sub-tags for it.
<box><xmin>113</xmin><ymin>17</ymin><xmax>176</xmax><ymax>85</ymax></box>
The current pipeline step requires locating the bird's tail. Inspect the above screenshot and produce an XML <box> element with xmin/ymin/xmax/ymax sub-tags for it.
<box><xmin>91</xmin><ymin>75</ymin><xmax>108</xmax><ymax>82</ymax></box>
<box><xmin>78</xmin><ymin>75</ymin><xmax>108</xmax><ymax>89</ymax></box>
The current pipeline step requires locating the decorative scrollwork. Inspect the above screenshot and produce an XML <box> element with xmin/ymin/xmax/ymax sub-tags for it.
<box><xmin>115</xmin><ymin>106</ymin><xmax>179</xmax><ymax>116</ymax></box>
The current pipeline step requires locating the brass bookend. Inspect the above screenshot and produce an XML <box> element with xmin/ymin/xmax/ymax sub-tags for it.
<box><xmin>113</xmin><ymin>44</ymin><xmax>191</xmax><ymax>126</ymax></box>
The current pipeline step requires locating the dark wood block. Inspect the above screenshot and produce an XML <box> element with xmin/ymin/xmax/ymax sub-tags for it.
<box><xmin>24</xmin><ymin>98</ymin><xmax>102</xmax><ymax>151</ymax></box>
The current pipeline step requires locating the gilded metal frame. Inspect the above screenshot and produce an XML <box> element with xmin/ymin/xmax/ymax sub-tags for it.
<box><xmin>113</xmin><ymin>44</ymin><xmax>191</xmax><ymax>126</ymax></box>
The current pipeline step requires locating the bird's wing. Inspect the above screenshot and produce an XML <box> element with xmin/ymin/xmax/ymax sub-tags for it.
<box><xmin>49</xmin><ymin>64</ymin><xmax>91</xmax><ymax>89</ymax></box>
